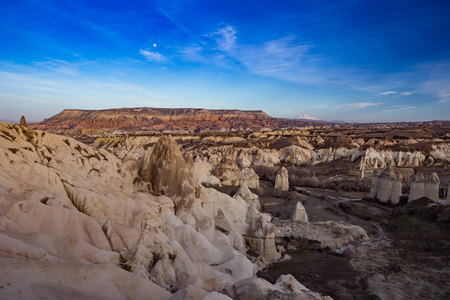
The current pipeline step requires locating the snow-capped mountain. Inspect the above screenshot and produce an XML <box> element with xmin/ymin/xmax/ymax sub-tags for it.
<box><xmin>292</xmin><ymin>113</ymin><xmax>320</xmax><ymax>121</ymax></box>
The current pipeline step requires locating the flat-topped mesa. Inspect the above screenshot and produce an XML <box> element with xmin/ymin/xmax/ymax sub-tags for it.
<box><xmin>30</xmin><ymin>107</ymin><xmax>278</xmax><ymax>131</ymax></box>
<box><xmin>409</xmin><ymin>173</ymin><xmax>426</xmax><ymax>201</ymax></box>
<box><xmin>425</xmin><ymin>172</ymin><xmax>440</xmax><ymax>203</ymax></box>
<box><xmin>274</xmin><ymin>167</ymin><xmax>289</xmax><ymax>191</ymax></box>
<box><xmin>138</xmin><ymin>135</ymin><xmax>200</xmax><ymax>210</ymax></box>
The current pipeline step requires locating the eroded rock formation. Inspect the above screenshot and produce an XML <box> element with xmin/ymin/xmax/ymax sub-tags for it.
<box><xmin>274</xmin><ymin>167</ymin><xmax>289</xmax><ymax>191</ymax></box>
<box><xmin>138</xmin><ymin>135</ymin><xmax>200</xmax><ymax>210</ymax></box>
<box><xmin>292</xmin><ymin>201</ymin><xmax>308</xmax><ymax>222</ymax></box>
<box><xmin>239</xmin><ymin>167</ymin><xmax>259</xmax><ymax>188</ymax></box>
<box><xmin>390</xmin><ymin>174</ymin><xmax>403</xmax><ymax>205</ymax></box>
<box><xmin>377</xmin><ymin>166</ymin><xmax>396</xmax><ymax>203</ymax></box>
<box><xmin>410</xmin><ymin>173</ymin><xmax>426</xmax><ymax>201</ymax></box>
<box><xmin>213</xmin><ymin>156</ymin><xmax>240</xmax><ymax>186</ymax></box>
<box><xmin>0</xmin><ymin>122</ymin><xmax>302</xmax><ymax>299</ymax></box>
<box><xmin>425</xmin><ymin>172</ymin><xmax>440</xmax><ymax>203</ymax></box>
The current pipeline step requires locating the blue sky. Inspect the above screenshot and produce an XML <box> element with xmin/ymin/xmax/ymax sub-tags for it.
<box><xmin>1</xmin><ymin>0</ymin><xmax>449</xmax><ymax>122</ymax></box>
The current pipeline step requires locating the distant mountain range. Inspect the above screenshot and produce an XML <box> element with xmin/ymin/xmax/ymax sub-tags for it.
<box><xmin>0</xmin><ymin>119</ymin><xmax>18</xmax><ymax>124</ymax></box>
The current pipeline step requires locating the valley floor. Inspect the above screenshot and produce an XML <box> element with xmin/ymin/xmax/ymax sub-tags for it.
<box><xmin>252</xmin><ymin>186</ymin><xmax>450</xmax><ymax>300</ymax></box>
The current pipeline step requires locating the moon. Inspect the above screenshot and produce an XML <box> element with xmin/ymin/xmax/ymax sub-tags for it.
<box><xmin>153</xmin><ymin>43</ymin><xmax>157</xmax><ymax>47</ymax></box>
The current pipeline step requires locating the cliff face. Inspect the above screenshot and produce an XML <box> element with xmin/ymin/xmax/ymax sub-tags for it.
<box><xmin>31</xmin><ymin>107</ymin><xmax>286</xmax><ymax>131</ymax></box>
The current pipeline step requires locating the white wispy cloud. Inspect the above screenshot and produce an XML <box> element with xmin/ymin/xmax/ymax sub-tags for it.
<box><xmin>179</xmin><ymin>25</ymin><xmax>328</xmax><ymax>85</ymax></box>
<box><xmin>400</xmin><ymin>91</ymin><xmax>414</xmax><ymax>96</ymax></box>
<box><xmin>179</xmin><ymin>46</ymin><xmax>206</xmax><ymax>62</ymax></box>
<box><xmin>418</xmin><ymin>61</ymin><xmax>450</xmax><ymax>104</ymax></box>
<box><xmin>239</xmin><ymin>37</ymin><xmax>312</xmax><ymax>73</ymax></box>
<box><xmin>434</xmin><ymin>97</ymin><xmax>449</xmax><ymax>103</ymax></box>
<box><xmin>384</xmin><ymin>105</ymin><xmax>416</xmax><ymax>112</ymax></box>
<box><xmin>345</xmin><ymin>102</ymin><xmax>382</xmax><ymax>110</ymax></box>
<box><xmin>34</xmin><ymin>59</ymin><xmax>81</xmax><ymax>76</ymax></box>
<box><xmin>376</xmin><ymin>91</ymin><xmax>397</xmax><ymax>96</ymax></box>
<box><xmin>317</xmin><ymin>102</ymin><xmax>381</xmax><ymax>110</ymax></box>
<box><xmin>139</xmin><ymin>49</ymin><xmax>164</xmax><ymax>62</ymax></box>
<box><xmin>213</xmin><ymin>25</ymin><xmax>237</xmax><ymax>52</ymax></box>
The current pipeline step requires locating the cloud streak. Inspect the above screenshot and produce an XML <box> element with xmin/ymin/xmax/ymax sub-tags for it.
<box><xmin>158</xmin><ymin>8</ymin><xmax>191</xmax><ymax>35</ymax></box>
<box><xmin>377</xmin><ymin>91</ymin><xmax>397</xmax><ymax>96</ymax></box>
<box><xmin>140</xmin><ymin>49</ymin><xmax>164</xmax><ymax>62</ymax></box>
<box><xmin>345</xmin><ymin>102</ymin><xmax>382</xmax><ymax>110</ymax></box>
<box><xmin>384</xmin><ymin>105</ymin><xmax>416</xmax><ymax>112</ymax></box>
<box><xmin>213</xmin><ymin>25</ymin><xmax>237</xmax><ymax>52</ymax></box>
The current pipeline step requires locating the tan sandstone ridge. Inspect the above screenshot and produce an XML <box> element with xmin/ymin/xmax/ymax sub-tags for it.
<box><xmin>0</xmin><ymin>121</ymin><xmax>335</xmax><ymax>300</ymax></box>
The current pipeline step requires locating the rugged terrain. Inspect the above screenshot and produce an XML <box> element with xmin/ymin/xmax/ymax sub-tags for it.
<box><xmin>2</xmin><ymin>121</ymin><xmax>355</xmax><ymax>300</ymax></box>
<box><xmin>2</xmin><ymin>113</ymin><xmax>450</xmax><ymax>299</ymax></box>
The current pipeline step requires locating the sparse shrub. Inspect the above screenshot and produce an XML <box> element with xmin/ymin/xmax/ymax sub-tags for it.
<box><xmin>253</xmin><ymin>165</ymin><xmax>277</xmax><ymax>182</ymax></box>
<box><xmin>304</xmin><ymin>177</ymin><xmax>319</xmax><ymax>188</ymax></box>
<box><xmin>387</xmin><ymin>262</ymin><xmax>402</xmax><ymax>273</ymax></box>
<box><xmin>286</xmin><ymin>166</ymin><xmax>310</xmax><ymax>178</ymax></box>
<box><xmin>358</xmin><ymin>277</ymin><xmax>368</xmax><ymax>290</ymax></box>
<box><xmin>399</xmin><ymin>195</ymin><xmax>409</xmax><ymax>205</ymax></box>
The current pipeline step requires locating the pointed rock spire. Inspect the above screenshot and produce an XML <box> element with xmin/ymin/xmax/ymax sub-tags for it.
<box><xmin>19</xmin><ymin>115</ymin><xmax>28</xmax><ymax>128</ymax></box>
